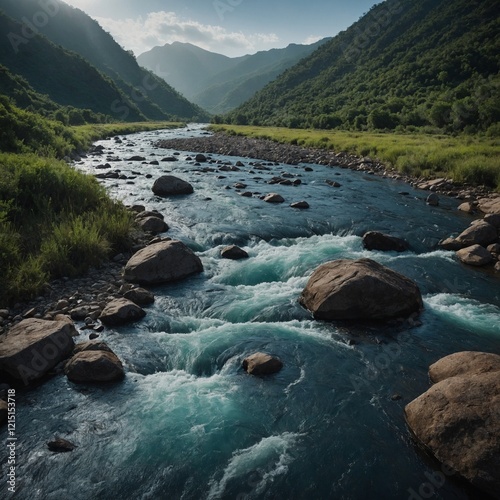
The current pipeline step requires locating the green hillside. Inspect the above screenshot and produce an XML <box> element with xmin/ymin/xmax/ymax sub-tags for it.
<box><xmin>225</xmin><ymin>0</ymin><xmax>500</xmax><ymax>134</ymax></box>
<box><xmin>0</xmin><ymin>12</ymin><xmax>145</xmax><ymax>122</ymax></box>
<box><xmin>138</xmin><ymin>40</ymin><xmax>329</xmax><ymax>114</ymax></box>
<box><xmin>1</xmin><ymin>0</ymin><xmax>209</xmax><ymax>121</ymax></box>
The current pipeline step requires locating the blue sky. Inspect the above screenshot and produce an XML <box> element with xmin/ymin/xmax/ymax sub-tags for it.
<box><xmin>62</xmin><ymin>0</ymin><xmax>380</xmax><ymax>57</ymax></box>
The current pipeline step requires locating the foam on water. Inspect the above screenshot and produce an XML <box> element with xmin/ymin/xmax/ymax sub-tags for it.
<box><xmin>425</xmin><ymin>293</ymin><xmax>500</xmax><ymax>337</ymax></box>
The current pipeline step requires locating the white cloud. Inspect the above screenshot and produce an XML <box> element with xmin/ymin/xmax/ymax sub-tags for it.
<box><xmin>95</xmin><ymin>11</ymin><xmax>279</xmax><ymax>57</ymax></box>
<box><xmin>302</xmin><ymin>35</ymin><xmax>326</xmax><ymax>45</ymax></box>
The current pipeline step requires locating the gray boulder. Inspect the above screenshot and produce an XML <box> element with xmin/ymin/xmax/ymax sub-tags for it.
<box><xmin>123</xmin><ymin>240</ymin><xmax>203</xmax><ymax>285</ymax></box>
<box><xmin>264</xmin><ymin>193</ymin><xmax>284</xmax><ymax>203</ymax></box>
<box><xmin>405</xmin><ymin>352</ymin><xmax>500</xmax><ymax>499</ymax></box>
<box><xmin>99</xmin><ymin>298</ymin><xmax>146</xmax><ymax>326</ymax></box>
<box><xmin>152</xmin><ymin>175</ymin><xmax>194</xmax><ymax>196</ymax></box>
<box><xmin>290</xmin><ymin>201</ymin><xmax>310</xmax><ymax>209</ymax></box>
<box><xmin>65</xmin><ymin>351</ymin><xmax>124</xmax><ymax>383</ymax></box>
<box><xmin>0</xmin><ymin>318</ymin><xmax>76</xmax><ymax>383</ymax></box>
<box><xmin>123</xmin><ymin>287</ymin><xmax>155</xmax><ymax>305</ymax></box>
<box><xmin>137</xmin><ymin>216</ymin><xmax>169</xmax><ymax>234</ymax></box>
<box><xmin>242</xmin><ymin>353</ymin><xmax>283</xmax><ymax>376</ymax></box>
<box><xmin>300</xmin><ymin>258</ymin><xmax>423</xmax><ymax>321</ymax></box>
<box><xmin>362</xmin><ymin>232</ymin><xmax>409</xmax><ymax>252</ymax></box>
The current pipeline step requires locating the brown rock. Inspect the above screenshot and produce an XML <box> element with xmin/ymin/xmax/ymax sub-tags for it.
<box><xmin>362</xmin><ymin>232</ymin><xmax>410</xmax><ymax>252</ymax></box>
<box><xmin>65</xmin><ymin>351</ymin><xmax>124</xmax><ymax>383</ymax></box>
<box><xmin>456</xmin><ymin>244</ymin><xmax>493</xmax><ymax>266</ymax></box>
<box><xmin>484</xmin><ymin>213</ymin><xmax>500</xmax><ymax>228</ymax></box>
<box><xmin>429</xmin><ymin>351</ymin><xmax>500</xmax><ymax>383</ymax></box>
<box><xmin>242</xmin><ymin>353</ymin><xmax>283</xmax><ymax>375</ymax></box>
<box><xmin>47</xmin><ymin>438</ymin><xmax>77</xmax><ymax>453</ymax></box>
<box><xmin>405</xmin><ymin>352</ymin><xmax>500</xmax><ymax>499</ymax></box>
<box><xmin>152</xmin><ymin>175</ymin><xmax>194</xmax><ymax>196</ymax></box>
<box><xmin>300</xmin><ymin>258</ymin><xmax>422</xmax><ymax>321</ymax></box>
<box><xmin>73</xmin><ymin>341</ymin><xmax>113</xmax><ymax>355</ymax></box>
<box><xmin>221</xmin><ymin>245</ymin><xmax>249</xmax><ymax>260</ymax></box>
<box><xmin>123</xmin><ymin>240</ymin><xmax>203</xmax><ymax>285</ymax></box>
<box><xmin>99</xmin><ymin>298</ymin><xmax>146</xmax><ymax>326</ymax></box>
<box><xmin>457</xmin><ymin>202</ymin><xmax>475</xmax><ymax>214</ymax></box>
<box><xmin>264</xmin><ymin>193</ymin><xmax>284</xmax><ymax>203</ymax></box>
<box><xmin>137</xmin><ymin>216</ymin><xmax>168</xmax><ymax>234</ymax></box>
<box><xmin>123</xmin><ymin>287</ymin><xmax>155</xmax><ymax>305</ymax></box>
<box><xmin>438</xmin><ymin>237</ymin><xmax>462</xmax><ymax>251</ymax></box>
<box><xmin>0</xmin><ymin>318</ymin><xmax>76</xmax><ymax>383</ymax></box>
<box><xmin>478</xmin><ymin>197</ymin><xmax>500</xmax><ymax>215</ymax></box>
<box><xmin>290</xmin><ymin>201</ymin><xmax>310</xmax><ymax>209</ymax></box>
<box><xmin>455</xmin><ymin>221</ymin><xmax>498</xmax><ymax>248</ymax></box>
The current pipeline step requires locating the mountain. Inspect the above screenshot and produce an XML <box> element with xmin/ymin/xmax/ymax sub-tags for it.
<box><xmin>225</xmin><ymin>0</ymin><xmax>500</xmax><ymax>134</ymax></box>
<box><xmin>138</xmin><ymin>40</ymin><xmax>329</xmax><ymax>114</ymax></box>
<box><xmin>0</xmin><ymin>0</ymin><xmax>209</xmax><ymax>122</ymax></box>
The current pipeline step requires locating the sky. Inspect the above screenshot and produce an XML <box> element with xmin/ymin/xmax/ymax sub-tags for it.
<box><xmin>61</xmin><ymin>0</ymin><xmax>380</xmax><ymax>57</ymax></box>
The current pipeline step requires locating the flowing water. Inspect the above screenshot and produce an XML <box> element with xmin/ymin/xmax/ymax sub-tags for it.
<box><xmin>4</xmin><ymin>125</ymin><xmax>500</xmax><ymax>500</ymax></box>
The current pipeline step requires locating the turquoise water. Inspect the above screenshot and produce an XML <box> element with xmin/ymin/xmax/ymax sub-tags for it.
<box><xmin>5</xmin><ymin>125</ymin><xmax>500</xmax><ymax>500</ymax></box>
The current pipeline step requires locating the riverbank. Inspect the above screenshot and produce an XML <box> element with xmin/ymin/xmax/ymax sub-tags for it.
<box><xmin>157</xmin><ymin>129</ymin><xmax>500</xmax><ymax>202</ymax></box>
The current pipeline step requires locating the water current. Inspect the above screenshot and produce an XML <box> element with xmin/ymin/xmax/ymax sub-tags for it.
<box><xmin>4</xmin><ymin>125</ymin><xmax>500</xmax><ymax>500</ymax></box>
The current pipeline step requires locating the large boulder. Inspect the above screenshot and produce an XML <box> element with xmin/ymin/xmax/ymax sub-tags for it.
<box><xmin>123</xmin><ymin>240</ymin><xmax>203</xmax><ymax>285</ymax></box>
<box><xmin>299</xmin><ymin>258</ymin><xmax>423</xmax><ymax>321</ymax></box>
<box><xmin>456</xmin><ymin>244</ymin><xmax>493</xmax><ymax>266</ymax></box>
<box><xmin>454</xmin><ymin>220</ymin><xmax>497</xmax><ymax>248</ymax></box>
<box><xmin>65</xmin><ymin>350</ymin><xmax>125</xmax><ymax>383</ymax></box>
<box><xmin>362</xmin><ymin>231</ymin><xmax>410</xmax><ymax>252</ymax></box>
<box><xmin>152</xmin><ymin>175</ymin><xmax>194</xmax><ymax>196</ymax></box>
<box><xmin>137</xmin><ymin>216</ymin><xmax>168</xmax><ymax>234</ymax></box>
<box><xmin>99</xmin><ymin>298</ymin><xmax>146</xmax><ymax>326</ymax></box>
<box><xmin>479</xmin><ymin>197</ymin><xmax>500</xmax><ymax>215</ymax></box>
<box><xmin>242</xmin><ymin>353</ymin><xmax>283</xmax><ymax>376</ymax></box>
<box><xmin>0</xmin><ymin>318</ymin><xmax>76</xmax><ymax>384</ymax></box>
<box><xmin>405</xmin><ymin>352</ymin><xmax>500</xmax><ymax>499</ymax></box>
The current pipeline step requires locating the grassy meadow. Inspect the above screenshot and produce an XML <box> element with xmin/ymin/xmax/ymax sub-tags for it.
<box><xmin>210</xmin><ymin>125</ymin><xmax>500</xmax><ymax>191</ymax></box>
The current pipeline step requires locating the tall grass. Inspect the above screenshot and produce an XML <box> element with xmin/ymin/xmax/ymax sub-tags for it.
<box><xmin>210</xmin><ymin>125</ymin><xmax>500</xmax><ymax>191</ymax></box>
<box><xmin>0</xmin><ymin>153</ymin><xmax>135</xmax><ymax>304</ymax></box>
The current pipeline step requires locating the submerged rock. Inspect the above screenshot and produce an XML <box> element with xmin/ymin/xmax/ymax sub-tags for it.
<box><xmin>0</xmin><ymin>317</ymin><xmax>76</xmax><ymax>383</ymax></box>
<box><xmin>152</xmin><ymin>175</ymin><xmax>194</xmax><ymax>196</ymax></box>
<box><xmin>299</xmin><ymin>258</ymin><xmax>423</xmax><ymax>321</ymax></box>
<box><xmin>124</xmin><ymin>240</ymin><xmax>203</xmax><ymax>285</ymax></box>
<box><xmin>405</xmin><ymin>352</ymin><xmax>500</xmax><ymax>499</ymax></box>
<box><xmin>290</xmin><ymin>201</ymin><xmax>310</xmax><ymax>209</ymax></box>
<box><xmin>362</xmin><ymin>231</ymin><xmax>410</xmax><ymax>252</ymax></box>
<box><xmin>47</xmin><ymin>438</ymin><xmax>77</xmax><ymax>453</ymax></box>
<box><xmin>221</xmin><ymin>245</ymin><xmax>249</xmax><ymax>260</ymax></box>
<box><xmin>65</xmin><ymin>350</ymin><xmax>125</xmax><ymax>383</ymax></box>
<box><xmin>242</xmin><ymin>352</ymin><xmax>283</xmax><ymax>375</ymax></box>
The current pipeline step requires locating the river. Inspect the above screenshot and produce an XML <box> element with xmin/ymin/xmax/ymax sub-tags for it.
<box><xmin>6</xmin><ymin>125</ymin><xmax>500</xmax><ymax>500</ymax></box>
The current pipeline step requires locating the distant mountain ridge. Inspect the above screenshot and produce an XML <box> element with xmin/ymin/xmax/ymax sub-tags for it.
<box><xmin>225</xmin><ymin>0</ymin><xmax>500</xmax><ymax>134</ymax></box>
<box><xmin>0</xmin><ymin>0</ymin><xmax>209</xmax><ymax>122</ymax></box>
<box><xmin>138</xmin><ymin>39</ymin><xmax>329</xmax><ymax>114</ymax></box>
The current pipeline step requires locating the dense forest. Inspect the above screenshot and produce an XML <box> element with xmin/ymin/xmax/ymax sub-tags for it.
<box><xmin>224</xmin><ymin>0</ymin><xmax>500</xmax><ymax>135</ymax></box>
<box><xmin>0</xmin><ymin>0</ymin><xmax>209</xmax><ymax>122</ymax></box>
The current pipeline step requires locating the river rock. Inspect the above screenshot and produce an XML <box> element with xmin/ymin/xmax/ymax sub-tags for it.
<box><xmin>426</xmin><ymin>193</ymin><xmax>439</xmax><ymax>206</ymax></box>
<box><xmin>484</xmin><ymin>213</ymin><xmax>500</xmax><ymax>229</ymax></box>
<box><xmin>438</xmin><ymin>237</ymin><xmax>463</xmax><ymax>251</ymax></box>
<box><xmin>362</xmin><ymin>232</ymin><xmax>410</xmax><ymax>252</ymax></box>
<box><xmin>299</xmin><ymin>258</ymin><xmax>423</xmax><ymax>321</ymax></box>
<box><xmin>73</xmin><ymin>341</ymin><xmax>113</xmax><ymax>355</ymax></box>
<box><xmin>405</xmin><ymin>352</ymin><xmax>500</xmax><ymax>499</ymax></box>
<box><xmin>458</xmin><ymin>202</ymin><xmax>475</xmax><ymax>214</ymax></box>
<box><xmin>47</xmin><ymin>438</ymin><xmax>77</xmax><ymax>453</ymax></box>
<box><xmin>123</xmin><ymin>287</ymin><xmax>155</xmax><ymax>305</ymax></box>
<box><xmin>429</xmin><ymin>351</ymin><xmax>500</xmax><ymax>383</ymax></box>
<box><xmin>0</xmin><ymin>318</ymin><xmax>76</xmax><ymax>383</ymax></box>
<box><xmin>152</xmin><ymin>175</ymin><xmax>194</xmax><ymax>196</ymax></box>
<box><xmin>137</xmin><ymin>216</ymin><xmax>169</xmax><ymax>234</ymax></box>
<box><xmin>456</xmin><ymin>244</ymin><xmax>493</xmax><ymax>266</ymax></box>
<box><xmin>99</xmin><ymin>298</ymin><xmax>146</xmax><ymax>326</ymax></box>
<box><xmin>264</xmin><ymin>193</ymin><xmax>284</xmax><ymax>203</ymax></box>
<box><xmin>123</xmin><ymin>240</ymin><xmax>203</xmax><ymax>285</ymax></box>
<box><xmin>478</xmin><ymin>197</ymin><xmax>500</xmax><ymax>215</ymax></box>
<box><xmin>290</xmin><ymin>201</ymin><xmax>310</xmax><ymax>209</ymax></box>
<box><xmin>65</xmin><ymin>350</ymin><xmax>125</xmax><ymax>383</ymax></box>
<box><xmin>221</xmin><ymin>245</ymin><xmax>249</xmax><ymax>260</ymax></box>
<box><xmin>195</xmin><ymin>153</ymin><xmax>207</xmax><ymax>162</ymax></box>
<box><xmin>242</xmin><ymin>352</ymin><xmax>283</xmax><ymax>375</ymax></box>
<box><xmin>455</xmin><ymin>221</ymin><xmax>498</xmax><ymax>248</ymax></box>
